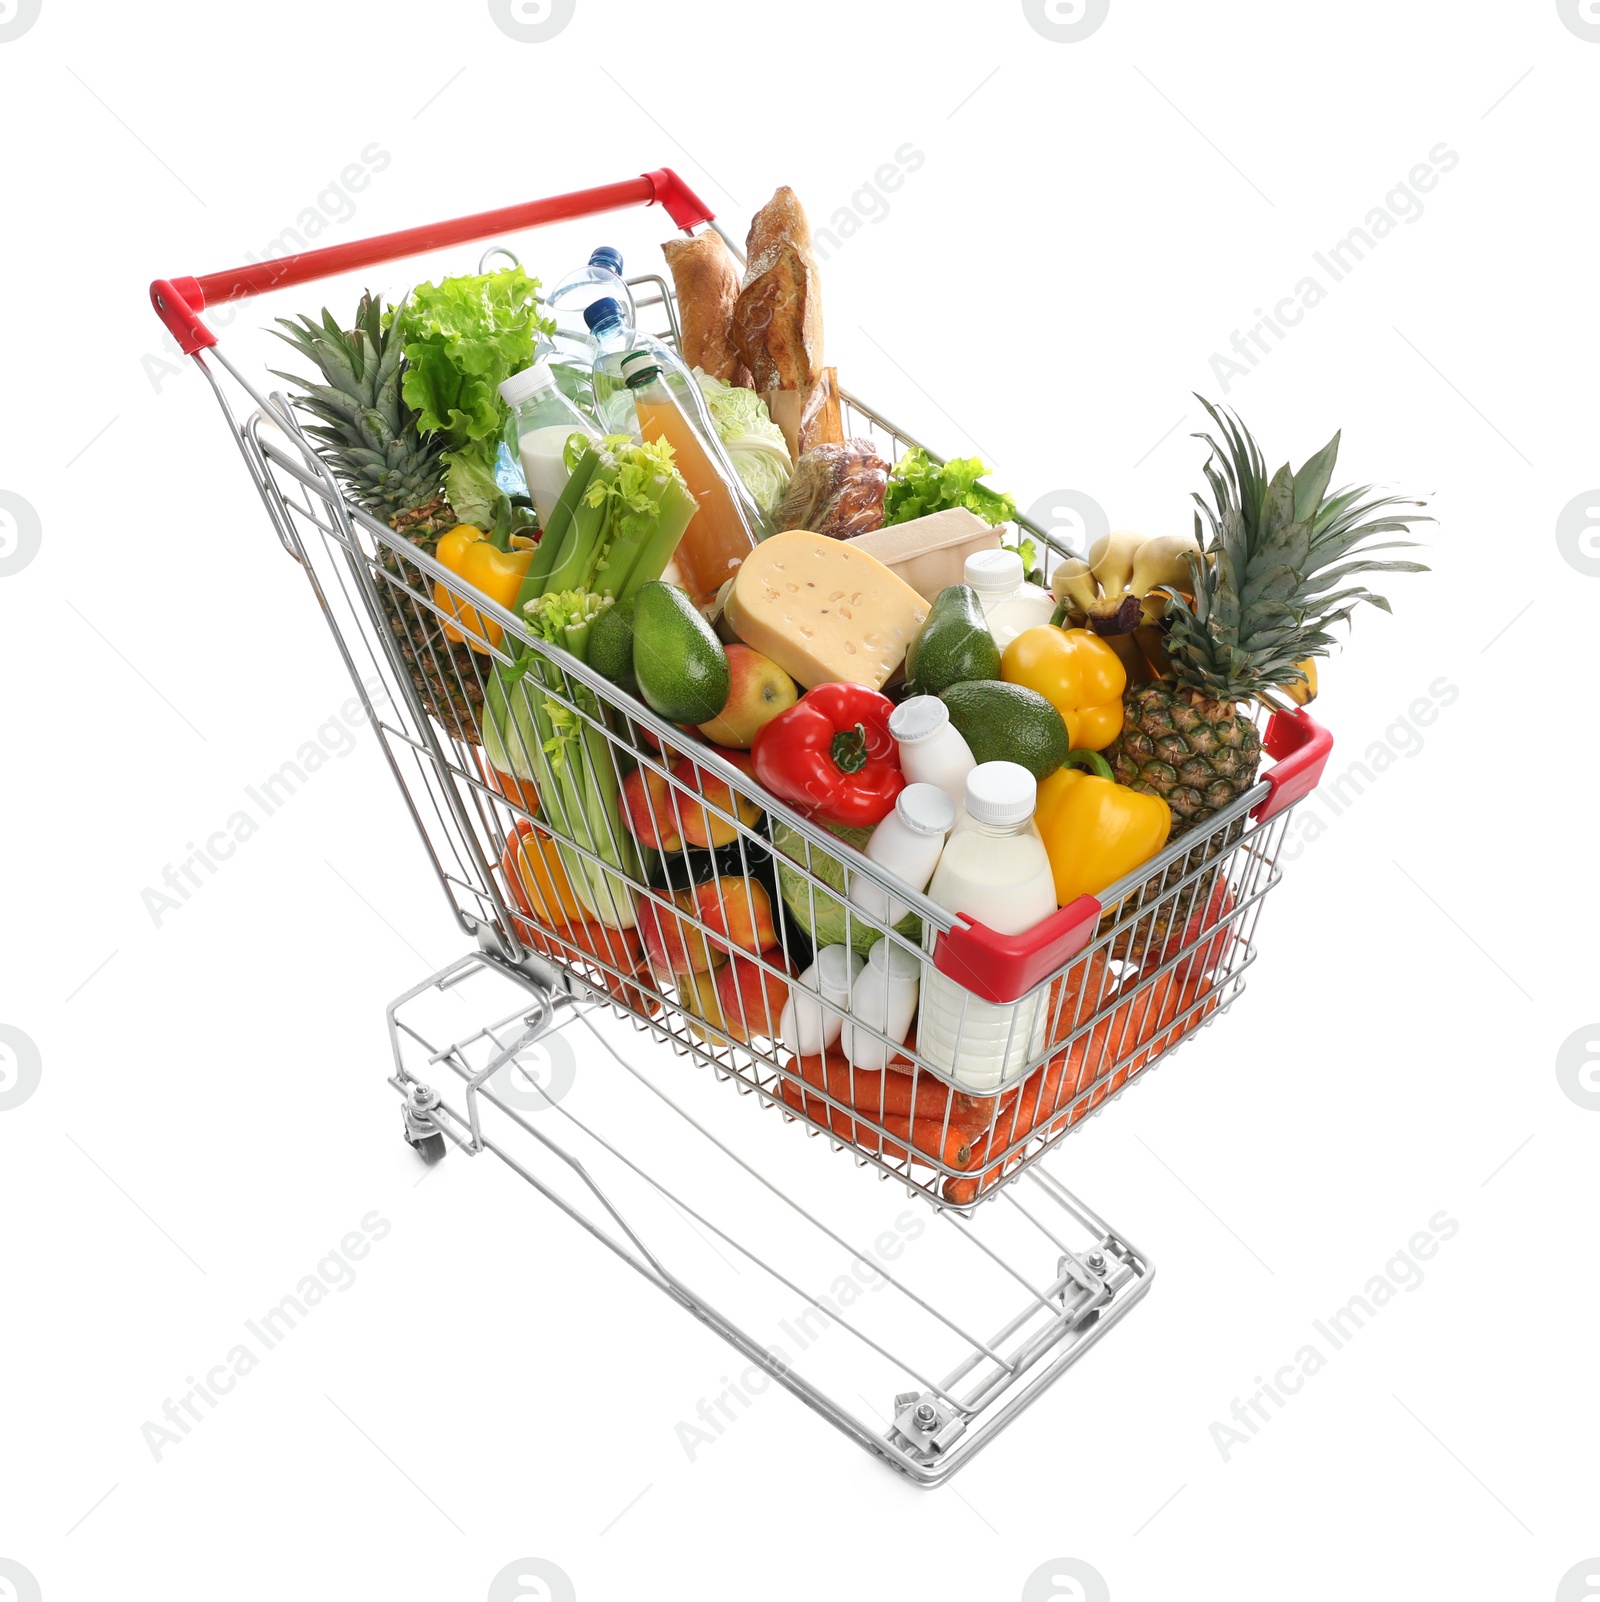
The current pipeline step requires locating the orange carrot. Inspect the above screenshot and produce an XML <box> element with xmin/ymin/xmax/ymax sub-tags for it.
<box><xmin>778</xmin><ymin>1079</ymin><xmax>980</xmax><ymax>1170</ymax></box>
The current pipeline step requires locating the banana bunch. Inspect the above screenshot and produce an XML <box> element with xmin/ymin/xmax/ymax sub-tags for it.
<box><xmin>1051</xmin><ymin>531</ymin><xmax>1318</xmax><ymax>702</ymax></box>
<box><xmin>1051</xmin><ymin>530</ymin><xmax>1201</xmax><ymax>631</ymax></box>
<box><xmin>1051</xmin><ymin>530</ymin><xmax>1201</xmax><ymax>682</ymax></box>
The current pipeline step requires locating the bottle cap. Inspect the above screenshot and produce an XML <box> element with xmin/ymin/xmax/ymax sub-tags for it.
<box><xmin>866</xmin><ymin>937</ymin><xmax>922</xmax><ymax>982</ymax></box>
<box><xmin>588</xmin><ymin>246</ymin><xmax>624</xmax><ymax>276</ymax></box>
<box><xmin>964</xmin><ymin>761</ymin><xmax>1037</xmax><ymax>826</ymax></box>
<box><xmin>583</xmin><ymin>297</ymin><xmax>625</xmax><ymax>333</ymax></box>
<box><xmin>887</xmin><ymin>695</ymin><xmax>950</xmax><ymax>746</ymax></box>
<box><xmin>619</xmin><ymin>349</ymin><xmax>656</xmax><ymax>370</ymax></box>
<box><xmin>625</xmin><ymin>363</ymin><xmax>664</xmax><ymax>390</ymax></box>
<box><xmin>497</xmin><ymin>361</ymin><xmax>558</xmax><ymax>408</ymax></box>
<box><xmin>814</xmin><ymin>944</ymin><xmax>864</xmax><ymax>994</ymax></box>
<box><xmin>965</xmin><ymin>547</ymin><xmax>1023</xmax><ymax>594</ymax></box>
<box><xmin>895</xmin><ymin>782</ymin><xmax>956</xmax><ymax>837</ymax></box>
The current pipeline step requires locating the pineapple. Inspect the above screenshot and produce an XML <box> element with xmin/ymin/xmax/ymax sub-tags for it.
<box><xmin>1101</xmin><ymin>401</ymin><xmax>1428</xmax><ymax>963</ymax></box>
<box><xmin>1105</xmin><ymin>399</ymin><xmax>1429</xmax><ymax>833</ymax></box>
<box><xmin>272</xmin><ymin>294</ymin><xmax>485</xmax><ymax>745</ymax></box>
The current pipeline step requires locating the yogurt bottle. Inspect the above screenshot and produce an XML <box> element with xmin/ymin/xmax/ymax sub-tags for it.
<box><xmin>847</xmin><ymin>783</ymin><xmax>955</xmax><ymax>928</ymax></box>
<box><xmin>888</xmin><ymin>696</ymin><xmax>976</xmax><ymax>812</ymax></box>
<box><xmin>839</xmin><ymin>937</ymin><xmax>921</xmax><ymax>1072</ymax></box>
<box><xmin>779</xmin><ymin>944</ymin><xmax>863</xmax><ymax>1060</ymax></box>
<box><xmin>918</xmin><ymin>762</ymin><xmax>1058</xmax><ymax>1091</ymax></box>
<box><xmin>964</xmin><ymin>548</ymin><xmax>1055</xmax><ymax>652</ymax></box>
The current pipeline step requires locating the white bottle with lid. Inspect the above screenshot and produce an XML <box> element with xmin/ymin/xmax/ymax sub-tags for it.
<box><xmin>887</xmin><ymin>697</ymin><xmax>977</xmax><ymax>812</ymax></box>
<box><xmin>840</xmin><ymin>937</ymin><xmax>921</xmax><ymax>1072</ymax></box>
<box><xmin>918</xmin><ymin>762</ymin><xmax>1058</xmax><ymax>1091</ymax></box>
<box><xmin>847</xmin><ymin>783</ymin><xmax>956</xmax><ymax>928</ymax></box>
<box><xmin>499</xmin><ymin>363</ymin><xmax>601</xmax><ymax>526</ymax></box>
<box><xmin>964</xmin><ymin>547</ymin><xmax>1056</xmax><ymax>652</ymax></box>
<box><xmin>779</xmin><ymin>944</ymin><xmax>863</xmax><ymax>1060</ymax></box>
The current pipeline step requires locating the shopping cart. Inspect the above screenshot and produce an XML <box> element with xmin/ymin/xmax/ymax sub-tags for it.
<box><xmin>151</xmin><ymin>168</ymin><xmax>1332</xmax><ymax>1483</ymax></box>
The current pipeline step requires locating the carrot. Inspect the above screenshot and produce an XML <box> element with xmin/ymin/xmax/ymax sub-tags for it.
<box><xmin>942</xmin><ymin>973</ymin><xmax>1219</xmax><ymax>1206</ymax></box>
<box><xmin>778</xmin><ymin>1078</ymin><xmax>980</xmax><ymax>1170</ymax></box>
<box><xmin>786</xmin><ymin>1049</ymin><xmax>974</xmax><ymax>1127</ymax></box>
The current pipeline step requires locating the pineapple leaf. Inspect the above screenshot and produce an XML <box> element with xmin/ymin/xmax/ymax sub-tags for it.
<box><xmin>1292</xmin><ymin>431</ymin><xmax>1340</xmax><ymax>524</ymax></box>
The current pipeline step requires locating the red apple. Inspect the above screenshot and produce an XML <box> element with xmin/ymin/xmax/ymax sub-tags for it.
<box><xmin>621</xmin><ymin>765</ymin><xmax>687</xmax><ymax>853</ymax></box>
<box><xmin>638</xmin><ymin>890</ymin><xmax>724</xmax><ymax>977</ymax></box>
<box><xmin>714</xmin><ymin>948</ymin><xmax>795</xmax><ymax>1043</ymax></box>
<box><xmin>696</xmin><ymin>645</ymin><xmax>798</xmax><ymax>749</ymax></box>
<box><xmin>692</xmin><ymin>876</ymin><xmax>779</xmax><ymax>959</ymax></box>
<box><xmin>669</xmin><ymin>755</ymin><xmax>763</xmax><ymax>849</ymax></box>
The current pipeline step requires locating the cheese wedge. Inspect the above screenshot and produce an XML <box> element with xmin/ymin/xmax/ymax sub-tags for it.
<box><xmin>724</xmin><ymin>531</ymin><xmax>930</xmax><ymax>691</ymax></box>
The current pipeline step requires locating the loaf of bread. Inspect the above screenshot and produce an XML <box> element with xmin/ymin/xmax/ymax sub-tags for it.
<box><xmin>744</xmin><ymin>185</ymin><xmax>814</xmax><ymax>279</ymax></box>
<box><xmin>733</xmin><ymin>188</ymin><xmax>824</xmax><ymax>393</ymax></box>
<box><xmin>661</xmin><ymin>231</ymin><xmax>749</xmax><ymax>384</ymax></box>
<box><xmin>773</xmin><ymin>439</ymin><xmax>888</xmax><ymax>540</ymax></box>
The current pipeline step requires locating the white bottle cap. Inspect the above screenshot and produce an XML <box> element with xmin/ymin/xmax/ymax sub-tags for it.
<box><xmin>964</xmin><ymin>760</ymin><xmax>1037</xmax><ymax>826</ymax></box>
<box><xmin>965</xmin><ymin>548</ymin><xmax>1023</xmax><ymax>595</ymax></box>
<box><xmin>895</xmin><ymin>782</ymin><xmax>957</xmax><ymax>837</ymax></box>
<box><xmin>814</xmin><ymin>943</ymin><xmax>863</xmax><ymax>996</ymax></box>
<box><xmin>498</xmin><ymin>361</ymin><xmax>558</xmax><ymax>408</ymax></box>
<box><xmin>888</xmin><ymin>695</ymin><xmax>950</xmax><ymax>746</ymax></box>
<box><xmin>866</xmin><ymin>937</ymin><xmax>922</xmax><ymax>982</ymax></box>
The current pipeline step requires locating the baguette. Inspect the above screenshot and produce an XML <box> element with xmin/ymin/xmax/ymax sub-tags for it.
<box><xmin>661</xmin><ymin>231</ymin><xmax>750</xmax><ymax>384</ymax></box>
<box><xmin>733</xmin><ymin>187</ymin><xmax>824</xmax><ymax>393</ymax></box>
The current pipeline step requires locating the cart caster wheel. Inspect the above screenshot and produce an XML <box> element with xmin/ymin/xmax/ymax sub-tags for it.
<box><xmin>400</xmin><ymin>1082</ymin><xmax>446</xmax><ymax>1163</ymax></box>
<box><xmin>405</xmin><ymin>1130</ymin><xmax>448</xmax><ymax>1164</ymax></box>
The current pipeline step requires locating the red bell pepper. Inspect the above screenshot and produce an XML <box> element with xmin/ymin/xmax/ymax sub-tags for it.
<box><xmin>751</xmin><ymin>683</ymin><xmax>904</xmax><ymax>829</ymax></box>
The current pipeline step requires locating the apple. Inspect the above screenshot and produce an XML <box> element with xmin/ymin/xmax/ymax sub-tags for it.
<box><xmin>638</xmin><ymin>889</ymin><xmax>724</xmax><ymax>977</ymax></box>
<box><xmin>669</xmin><ymin>755</ymin><xmax>763</xmax><ymax>849</ymax></box>
<box><xmin>679</xmin><ymin>964</ymin><xmax>729</xmax><ymax>1044</ymax></box>
<box><xmin>621</xmin><ymin>765</ymin><xmax>687</xmax><ymax>853</ymax></box>
<box><xmin>714</xmin><ymin>948</ymin><xmax>795</xmax><ymax>1043</ymax></box>
<box><xmin>692</xmin><ymin>876</ymin><xmax>779</xmax><ymax>959</ymax></box>
<box><xmin>696</xmin><ymin>645</ymin><xmax>797</xmax><ymax>749</ymax></box>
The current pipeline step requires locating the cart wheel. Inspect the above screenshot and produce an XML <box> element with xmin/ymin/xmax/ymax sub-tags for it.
<box><xmin>400</xmin><ymin>1082</ymin><xmax>446</xmax><ymax>1164</ymax></box>
<box><xmin>405</xmin><ymin>1127</ymin><xmax>448</xmax><ymax>1164</ymax></box>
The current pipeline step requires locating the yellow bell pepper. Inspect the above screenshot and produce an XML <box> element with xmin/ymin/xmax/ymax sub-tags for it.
<box><xmin>1035</xmin><ymin>749</ymin><xmax>1173</xmax><ymax>907</ymax></box>
<box><xmin>432</xmin><ymin>524</ymin><xmax>534</xmax><ymax>653</ymax></box>
<box><xmin>1000</xmin><ymin>626</ymin><xmax>1127</xmax><ymax>750</ymax></box>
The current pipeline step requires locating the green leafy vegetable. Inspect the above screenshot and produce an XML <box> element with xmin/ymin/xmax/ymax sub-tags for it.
<box><xmin>884</xmin><ymin>447</ymin><xmax>1017</xmax><ymax>529</ymax></box>
<box><xmin>396</xmin><ymin>267</ymin><xmax>555</xmax><ymax>528</ymax></box>
<box><xmin>694</xmin><ymin>370</ymin><xmax>793</xmax><ymax>513</ymax></box>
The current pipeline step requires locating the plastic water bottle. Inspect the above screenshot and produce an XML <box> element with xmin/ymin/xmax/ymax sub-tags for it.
<box><xmin>584</xmin><ymin>297</ymin><xmax>704</xmax><ymax>435</ymax></box>
<box><xmin>537</xmin><ymin>248</ymin><xmax>636</xmax><ymax>415</ymax></box>
<box><xmin>545</xmin><ymin>246</ymin><xmax>636</xmax><ymax>334</ymax></box>
<box><xmin>918</xmin><ymin>762</ymin><xmax>1058</xmax><ymax>1090</ymax></box>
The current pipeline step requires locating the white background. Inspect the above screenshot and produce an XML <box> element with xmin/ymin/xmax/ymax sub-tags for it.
<box><xmin>3</xmin><ymin>1</ymin><xmax>1598</xmax><ymax>1598</ymax></box>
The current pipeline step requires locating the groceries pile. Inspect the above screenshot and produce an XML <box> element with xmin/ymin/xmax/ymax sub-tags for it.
<box><xmin>276</xmin><ymin>185</ymin><xmax>1430</xmax><ymax>1200</ymax></box>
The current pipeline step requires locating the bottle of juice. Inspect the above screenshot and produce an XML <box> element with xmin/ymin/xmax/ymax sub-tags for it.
<box><xmin>624</xmin><ymin>361</ymin><xmax>759</xmax><ymax>602</ymax></box>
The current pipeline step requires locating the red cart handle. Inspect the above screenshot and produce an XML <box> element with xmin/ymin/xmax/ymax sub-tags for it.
<box><xmin>149</xmin><ymin>167</ymin><xmax>716</xmax><ymax>355</ymax></box>
<box><xmin>933</xmin><ymin>708</ymin><xmax>1332</xmax><ymax>1004</ymax></box>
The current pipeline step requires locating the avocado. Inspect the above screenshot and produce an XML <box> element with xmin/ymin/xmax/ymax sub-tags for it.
<box><xmin>904</xmin><ymin>584</ymin><xmax>1001</xmax><ymax>696</ymax></box>
<box><xmin>940</xmin><ymin>679</ymin><xmax>1069</xmax><ymax>780</ymax></box>
<box><xmin>631</xmin><ymin>582</ymin><xmax>731</xmax><ymax>726</ymax></box>
<box><xmin>589</xmin><ymin>596</ymin><xmax>637</xmax><ymax>691</ymax></box>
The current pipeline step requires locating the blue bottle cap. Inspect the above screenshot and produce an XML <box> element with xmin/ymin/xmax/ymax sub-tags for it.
<box><xmin>584</xmin><ymin>297</ymin><xmax>624</xmax><ymax>332</ymax></box>
<box><xmin>589</xmin><ymin>246</ymin><xmax>624</xmax><ymax>276</ymax></box>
